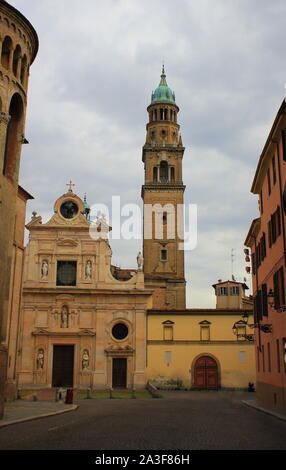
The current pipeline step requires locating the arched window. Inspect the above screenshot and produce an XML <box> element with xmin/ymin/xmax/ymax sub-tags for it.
<box><xmin>153</xmin><ymin>166</ymin><xmax>158</xmax><ymax>182</ymax></box>
<box><xmin>1</xmin><ymin>36</ymin><xmax>12</xmax><ymax>69</ymax></box>
<box><xmin>159</xmin><ymin>161</ymin><xmax>169</xmax><ymax>182</ymax></box>
<box><xmin>160</xmin><ymin>247</ymin><xmax>168</xmax><ymax>261</ymax></box>
<box><xmin>12</xmin><ymin>44</ymin><xmax>21</xmax><ymax>77</ymax></box>
<box><xmin>20</xmin><ymin>55</ymin><xmax>27</xmax><ymax>85</ymax></box>
<box><xmin>3</xmin><ymin>93</ymin><xmax>23</xmax><ymax>179</ymax></box>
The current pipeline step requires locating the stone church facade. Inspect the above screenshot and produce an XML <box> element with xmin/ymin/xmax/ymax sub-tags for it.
<box><xmin>18</xmin><ymin>188</ymin><xmax>152</xmax><ymax>390</ymax></box>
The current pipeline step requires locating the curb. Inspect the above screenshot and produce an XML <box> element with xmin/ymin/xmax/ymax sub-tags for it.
<box><xmin>0</xmin><ymin>404</ymin><xmax>78</xmax><ymax>428</ymax></box>
<box><xmin>242</xmin><ymin>400</ymin><xmax>286</xmax><ymax>423</ymax></box>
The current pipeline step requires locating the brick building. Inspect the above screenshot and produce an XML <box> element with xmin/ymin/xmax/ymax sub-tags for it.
<box><xmin>245</xmin><ymin>98</ymin><xmax>286</xmax><ymax>408</ymax></box>
<box><xmin>0</xmin><ymin>0</ymin><xmax>38</xmax><ymax>418</ymax></box>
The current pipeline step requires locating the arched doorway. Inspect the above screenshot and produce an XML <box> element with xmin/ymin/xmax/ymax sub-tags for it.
<box><xmin>193</xmin><ymin>355</ymin><xmax>219</xmax><ymax>390</ymax></box>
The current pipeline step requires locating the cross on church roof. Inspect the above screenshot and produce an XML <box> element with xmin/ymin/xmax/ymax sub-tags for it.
<box><xmin>66</xmin><ymin>180</ymin><xmax>75</xmax><ymax>192</ymax></box>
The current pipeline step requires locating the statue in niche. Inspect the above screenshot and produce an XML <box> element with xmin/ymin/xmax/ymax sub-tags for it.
<box><xmin>41</xmin><ymin>260</ymin><xmax>49</xmax><ymax>278</ymax></box>
<box><xmin>85</xmin><ymin>260</ymin><xmax>92</xmax><ymax>280</ymax></box>
<box><xmin>137</xmin><ymin>252</ymin><xmax>144</xmax><ymax>271</ymax></box>
<box><xmin>36</xmin><ymin>349</ymin><xmax>44</xmax><ymax>369</ymax></box>
<box><xmin>61</xmin><ymin>306</ymin><xmax>69</xmax><ymax>328</ymax></box>
<box><xmin>82</xmin><ymin>349</ymin><xmax>90</xmax><ymax>370</ymax></box>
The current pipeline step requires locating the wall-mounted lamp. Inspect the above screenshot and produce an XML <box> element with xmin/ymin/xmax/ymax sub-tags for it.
<box><xmin>232</xmin><ymin>311</ymin><xmax>272</xmax><ymax>340</ymax></box>
<box><xmin>268</xmin><ymin>288</ymin><xmax>286</xmax><ymax>312</ymax></box>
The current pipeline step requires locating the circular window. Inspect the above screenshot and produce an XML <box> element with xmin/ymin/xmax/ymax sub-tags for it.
<box><xmin>112</xmin><ymin>323</ymin><xmax>129</xmax><ymax>340</ymax></box>
<box><xmin>60</xmin><ymin>201</ymin><xmax>78</xmax><ymax>219</ymax></box>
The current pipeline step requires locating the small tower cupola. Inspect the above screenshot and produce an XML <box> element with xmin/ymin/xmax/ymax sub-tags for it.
<box><xmin>151</xmin><ymin>65</ymin><xmax>176</xmax><ymax>105</ymax></box>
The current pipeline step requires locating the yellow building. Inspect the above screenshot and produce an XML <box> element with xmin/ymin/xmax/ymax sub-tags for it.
<box><xmin>147</xmin><ymin>280</ymin><xmax>255</xmax><ymax>390</ymax></box>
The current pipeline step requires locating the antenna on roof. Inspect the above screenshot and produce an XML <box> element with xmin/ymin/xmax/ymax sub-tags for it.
<box><xmin>231</xmin><ymin>248</ymin><xmax>235</xmax><ymax>278</ymax></box>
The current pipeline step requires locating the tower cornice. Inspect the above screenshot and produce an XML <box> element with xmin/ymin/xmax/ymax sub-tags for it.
<box><xmin>142</xmin><ymin>145</ymin><xmax>185</xmax><ymax>162</ymax></box>
<box><xmin>141</xmin><ymin>183</ymin><xmax>186</xmax><ymax>198</ymax></box>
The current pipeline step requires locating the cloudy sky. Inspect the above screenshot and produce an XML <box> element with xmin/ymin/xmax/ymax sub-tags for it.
<box><xmin>12</xmin><ymin>0</ymin><xmax>286</xmax><ymax>307</ymax></box>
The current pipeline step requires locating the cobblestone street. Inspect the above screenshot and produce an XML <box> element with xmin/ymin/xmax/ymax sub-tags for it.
<box><xmin>1</xmin><ymin>391</ymin><xmax>286</xmax><ymax>451</ymax></box>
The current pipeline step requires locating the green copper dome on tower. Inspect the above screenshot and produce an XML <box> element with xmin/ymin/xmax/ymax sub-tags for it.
<box><xmin>151</xmin><ymin>66</ymin><xmax>176</xmax><ymax>105</ymax></box>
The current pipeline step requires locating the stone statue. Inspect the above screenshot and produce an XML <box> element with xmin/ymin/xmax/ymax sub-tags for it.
<box><xmin>137</xmin><ymin>251</ymin><xmax>144</xmax><ymax>271</ymax></box>
<box><xmin>41</xmin><ymin>260</ymin><xmax>48</xmax><ymax>278</ymax></box>
<box><xmin>85</xmin><ymin>260</ymin><xmax>92</xmax><ymax>280</ymax></box>
<box><xmin>82</xmin><ymin>349</ymin><xmax>90</xmax><ymax>370</ymax></box>
<box><xmin>61</xmin><ymin>306</ymin><xmax>69</xmax><ymax>328</ymax></box>
<box><xmin>36</xmin><ymin>349</ymin><xmax>44</xmax><ymax>369</ymax></box>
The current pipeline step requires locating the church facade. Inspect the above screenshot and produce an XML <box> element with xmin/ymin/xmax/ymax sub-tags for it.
<box><xmin>18</xmin><ymin>188</ymin><xmax>152</xmax><ymax>391</ymax></box>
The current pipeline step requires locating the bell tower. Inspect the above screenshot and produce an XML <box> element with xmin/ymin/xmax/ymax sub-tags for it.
<box><xmin>142</xmin><ymin>67</ymin><xmax>186</xmax><ymax>309</ymax></box>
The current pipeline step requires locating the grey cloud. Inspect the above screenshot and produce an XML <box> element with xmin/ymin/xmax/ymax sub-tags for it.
<box><xmin>11</xmin><ymin>0</ymin><xmax>286</xmax><ymax>306</ymax></box>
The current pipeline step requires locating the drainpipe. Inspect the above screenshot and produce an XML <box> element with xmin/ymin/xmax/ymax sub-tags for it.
<box><xmin>250</xmin><ymin>233</ymin><xmax>261</xmax><ymax>352</ymax></box>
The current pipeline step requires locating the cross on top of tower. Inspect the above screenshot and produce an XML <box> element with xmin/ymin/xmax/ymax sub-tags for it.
<box><xmin>66</xmin><ymin>180</ymin><xmax>75</xmax><ymax>192</ymax></box>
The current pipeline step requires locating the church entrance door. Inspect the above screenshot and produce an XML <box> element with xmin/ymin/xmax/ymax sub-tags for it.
<box><xmin>52</xmin><ymin>345</ymin><xmax>74</xmax><ymax>387</ymax></box>
<box><xmin>194</xmin><ymin>356</ymin><xmax>219</xmax><ymax>390</ymax></box>
<box><xmin>112</xmin><ymin>358</ymin><xmax>127</xmax><ymax>389</ymax></box>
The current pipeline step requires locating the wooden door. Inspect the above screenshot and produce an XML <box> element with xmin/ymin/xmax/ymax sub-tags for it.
<box><xmin>112</xmin><ymin>358</ymin><xmax>127</xmax><ymax>389</ymax></box>
<box><xmin>194</xmin><ymin>356</ymin><xmax>218</xmax><ymax>390</ymax></box>
<box><xmin>52</xmin><ymin>345</ymin><xmax>74</xmax><ymax>387</ymax></box>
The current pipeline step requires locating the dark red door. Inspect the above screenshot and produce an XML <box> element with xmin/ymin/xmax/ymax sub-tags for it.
<box><xmin>194</xmin><ymin>356</ymin><xmax>218</xmax><ymax>390</ymax></box>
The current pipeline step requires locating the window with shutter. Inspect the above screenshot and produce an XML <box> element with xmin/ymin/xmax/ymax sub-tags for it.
<box><xmin>262</xmin><ymin>284</ymin><xmax>268</xmax><ymax>317</ymax></box>
<box><xmin>257</xmin><ymin>289</ymin><xmax>263</xmax><ymax>321</ymax></box>
<box><xmin>262</xmin><ymin>233</ymin><xmax>267</xmax><ymax>259</ymax></box>
<box><xmin>252</xmin><ymin>253</ymin><xmax>256</xmax><ymax>275</ymax></box>
<box><xmin>268</xmin><ymin>220</ymin><xmax>272</xmax><ymax>248</ymax></box>
<box><xmin>276</xmin><ymin>207</ymin><xmax>281</xmax><ymax>237</ymax></box>
<box><xmin>271</xmin><ymin>213</ymin><xmax>277</xmax><ymax>244</ymax></box>
<box><xmin>260</xmin><ymin>190</ymin><xmax>263</xmax><ymax>214</ymax></box>
<box><xmin>273</xmin><ymin>271</ymin><xmax>279</xmax><ymax>309</ymax></box>
<box><xmin>272</xmin><ymin>155</ymin><xmax>277</xmax><ymax>185</ymax></box>
<box><xmin>267</xmin><ymin>168</ymin><xmax>271</xmax><ymax>195</ymax></box>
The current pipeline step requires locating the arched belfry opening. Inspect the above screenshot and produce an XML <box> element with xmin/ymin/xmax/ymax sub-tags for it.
<box><xmin>1</xmin><ymin>36</ymin><xmax>12</xmax><ymax>69</ymax></box>
<box><xmin>20</xmin><ymin>54</ymin><xmax>27</xmax><ymax>86</ymax></box>
<box><xmin>159</xmin><ymin>161</ymin><xmax>169</xmax><ymax>182</ymax></box>
<box><xmin>3</xmin><ymin>93</ymin><xmax>24</xmax><ymax>179</ymax></box>
<box><xmin>12</xmin><ymin>45</ymin><xmax>21</xmax><ymax>77</ymax></box>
